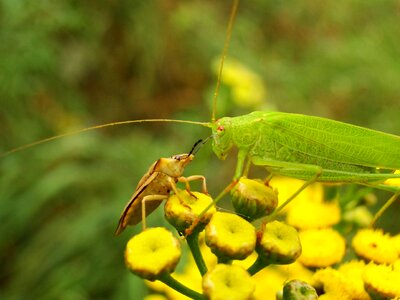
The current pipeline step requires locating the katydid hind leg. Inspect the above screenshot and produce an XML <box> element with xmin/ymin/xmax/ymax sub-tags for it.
<box><xmin>251</xmin><ymin>158</ymin><xmax>323</xmax><ymax>220</ymax></box>
<box><xmin>371</xmin><ymin>189</ymin><xmax>400</xmax><ymax>227</ymax></box>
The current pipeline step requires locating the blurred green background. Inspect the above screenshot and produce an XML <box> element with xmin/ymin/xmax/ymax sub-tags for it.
<box><xmin>1</xmin><ymin>0</ymin><xmax>399</xmax><ymax>299</ymax></box>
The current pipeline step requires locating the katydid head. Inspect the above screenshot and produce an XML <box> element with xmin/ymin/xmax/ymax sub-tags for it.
<box><xmin>211</xmin><ymin>117</ymin><xmax>234</xmax><ymax>160</ymax></box>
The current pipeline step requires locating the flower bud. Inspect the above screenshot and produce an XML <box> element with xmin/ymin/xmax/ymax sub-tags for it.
<box><xmin>205</xmin><ymin>212</ymin><xmax>256</xmax><ymax>260</ymax></box>
<box><xmin>231</xmin><ymin>177</ymin><xmax>278</xmax><ymax>221</ymax></box>
<box><xmin>125</xmin><ymin>227</ymin><xmax>181</xmax><ymax>281</ymax></box>
<box><xmin>282</xmin><ymin>280</ymin><xmax>318</xmax><ymax>300</ymax></box>
<box><xmin>164</xmin><ymin>190</ymin><xmax>216</xmax><ymax>232</ymax></box>
<box><xmin>256</xmin><ymin>221</ymin><xmax>301</xmax><ymax>265</ymax></box>
<box><xmin>202</xmin><ymin>264</ymin><xmax>255</xmax><ymax>300</ymax></box>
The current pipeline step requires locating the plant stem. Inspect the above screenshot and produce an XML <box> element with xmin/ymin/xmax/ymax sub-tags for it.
<box><xmin>186</xmin><ymin>230</ymin><xmax>208</xmax><ymax>276</ymax></box>
<box><xmin>159</xmin><ymin>273</ymin><xmax>204</xmax><ymax>300</ymax></box>
<box><xmin>247</xmin><ymin>256</ymin><xmax>269</xmax><ymax>275</ymax></box>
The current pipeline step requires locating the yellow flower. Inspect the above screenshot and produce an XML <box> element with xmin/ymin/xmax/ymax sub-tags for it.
<box><xmin>312</xmin><ymin>265</ymin><xmax>371</xmax><ymax>300</ymax></box>
<box><xmin>205</xmin><ymin>212</ymin><xmax>256</xmax><ymax>260</ymax></box>
<box><xmin>257</xmin><ymin>221</ymin><xmax>302</xmax><ymax>265</ymax></box>
<box><xmin>143</xmin><ymin>295</ymin><xmax>168</xmax><ymax>300</ymax></box>
<box><xmin>146</xmin><ymin>237</ymin><xmax>215</xmax><ymax>300</ymax></box>
<box><xmin>337</xmin><ymin>260</ymin><xmax>371</xmax><ymax>299</ymax></box>
<box><xmin>298</xmin><ymin>228</ymin><xmax>345</xmax><ymax>268</ymax></box>
<box><xmin>231</xmin><ymin>177</ymin><xmax>278</xmax><ymax>221</ymax></box>
<box><xmin>269</xmin><ymin>177</ymin><xmax>324</xmax><ymax>214</ymax></box>
<box><xmin>384</xmin><ymin>170</ymin><xmax>400</xmax><ymax>187</ymax></box>
<box><xmin>393</xmin><ymin>234</ymin><xmax>400</xmax><ymax>256</ymax></box>
<box><xmin>202</xmin><ymin>264</ymin><xmax>255</xmax><ymax>300</ymax></box>
<box><xmin>164</xmin><ymin>190</ymin><xmax>216</xmax><ymax>232</ymax></box>
<box><xmin>352</xmin><ymin>228</ymin><xmax>398</xmax><ymax>264</ymax></box>
<box><xmin>252</xmin><ymin>262</ymin><xmax>314</xmax><ymax>300</ymax></box>
<box><xmin>215</xmin><ymin>58</ymin><xmax>267</xmax><ymax>108</ymax></box>
<box><xmin>363</xmin><ymin>262</ymin><xmax>400</xmax><ymax>298</ymax></box>
<box><xmin>342</xmin><ymin>206</ymin><xmax>373</xmax><ymax>227</ymax></box>
<box><xmin>125</xmin><ymin>227</ymin><xmax>181</xmax><ymax>280</ymax></box>
<box><xmin>286</xmin><ymin>197</ymin><xmax>341</xmax><ymax>230</ymax></box>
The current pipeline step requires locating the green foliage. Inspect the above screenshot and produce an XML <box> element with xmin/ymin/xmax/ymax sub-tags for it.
<box><xmin>0</xmin><ymin>0</ymin><xmax>399</xmax><ymax>299</ymax></box>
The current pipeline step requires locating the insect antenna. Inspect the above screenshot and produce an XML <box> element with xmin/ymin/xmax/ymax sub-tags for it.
<box><xmin>189</xmin><ymin>135</ymin><xmax>213</xmax><ymax>156</ymax></box>
<box><xmin>211</xmin><ymin>0</ymin><xmax>239</xmax><ymax>123</ymax></box>
<box><xmin>1</xmin><ymin>118</ymin><xmax>211</xmax><ymax>158</ymax></box>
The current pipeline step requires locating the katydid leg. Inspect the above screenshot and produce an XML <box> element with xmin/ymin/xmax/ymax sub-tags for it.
<box><xmin>371</xmin><ymin>189</ymin><xmax>400</xmax><ymax>227</ymax></box>
<box><xmin>251</xmin><ymin>158</ymin><xmax>323</xmax><ymax>221</ymax></box>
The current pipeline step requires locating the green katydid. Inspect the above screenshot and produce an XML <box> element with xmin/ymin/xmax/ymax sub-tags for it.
<box><xmin>1</xmin><ymin>0</ymin><xmax>400</xmax><ymax>225</ymax></box>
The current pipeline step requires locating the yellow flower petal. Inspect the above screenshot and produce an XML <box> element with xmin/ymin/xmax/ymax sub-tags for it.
<box><xmin>363</xmin><ymin>262</ymin><xmax>400</xmax><ymax>298</ymax></box>
<box><xmin>298</xmin><ymin>228</ymin><xmax>345</xmax><ymax>268</ymax></box>
<box><xmin>257</xmin><ymin>221</ymin><xmax>302</xmax><ymax>265</ymax></box>
<box><xmin>269</xmin><ymin>177</ymin><xmax>324</xmax><ymax>214</ymax></box>
<box><xmin>352</xmin><ymin>228</ymin><xmax>398</xmax><ymax>264</ymax></box>
<box><xmin>205</xmin><ymin>212</ymin><xmax>256</xmax><ymax>260</ymax></box>
<box><xmin>286</xmin><ymin>198</ymin><xmax>341</xmax><ymax>229</ymax></box>
<box><xmin>203</xmin><ymin>264</ymin><xmax>255</xmax><ymax>300</ymax></box>
<box><xmin>312</xmin><ymin>267</ymin><xmax>370</xmax><ymax>300</ymax></box>
<box><xmin>164</xmin><ymin>190</ymin><xmax>216</xmax><ymax>232</ymax></box>
<box><xmin>125</xmin><ymin>227</ymin><xmax>181</xmax><ymax>280</ymax></box>
<box><xmin>384</xmin><ymin>170</ymin><xmax>400</xmax><ymax>187</ymax></box>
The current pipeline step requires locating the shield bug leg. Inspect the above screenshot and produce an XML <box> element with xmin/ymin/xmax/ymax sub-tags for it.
<box><xmin>178</xmin><ymin>175</ymin><xmax>208</xmax><ymax>195</ymax></box>
<box><xmin>141</xmin><ymin>194</ymin><xmax>169</xmax><ymax>231</ymax></box>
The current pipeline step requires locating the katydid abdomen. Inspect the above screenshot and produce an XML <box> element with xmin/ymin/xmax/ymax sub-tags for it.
<box><xmin>212</xmin><ymin>111</ymin><xmax>400</xmax><ymax>184</ymax></box>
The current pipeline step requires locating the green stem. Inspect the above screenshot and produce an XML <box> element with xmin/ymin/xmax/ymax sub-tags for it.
<box><xmin>186</xmin><ymin>230</ymin><xmax>208</xmax><ymax>276</ymax></box>
<box><xmin>159</xmin><ymin>272</ymin><xmax>204</xmax><ymax>300</ymax></box>
<box><xmin>247</xmin><ymin>256</ymin><xmax>269</xmax><ymax>276</ymax></box>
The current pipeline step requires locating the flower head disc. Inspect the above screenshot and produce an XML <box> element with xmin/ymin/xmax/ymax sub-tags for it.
<box><xmin>286</xmin><ymin>198</ymin><xmax>341</xmax><ymax>230</ymax></box>
<box><xmin>352</xmin><ymin>228</ymin><xmax>398</xmax><ymax>264</ymax></box>
<box><xmin>298</xmin><ymin>228</ymin><xmax>345</xmax><ymax>268</ymax></box>
<box><xmin>257</xmin><ymin>221</ymin><xmax>302</xmax><ymax>265</ymax></box>
<box><xmin>165</xmin><ymin>190</ymin><xmax>216</xmax><ymax>232</ymax></box>
<box><xmin>363</xmin><ymin>263</ymin><xmax>400</xmax><ymax>299</ymax></box>
<box><xmin>125</xmin><ymin>227</ymin><xmax>181</xmax><ymax>280</ymax></box>
<box><xmin>202</xmin><ymin>264</ymin><xmax>255</xmax><ymax>300</ymax></box>
<box><xmin>205</xmin><ymin>212</ymin><xmax>256</xmax><ymax>260</ymax></box>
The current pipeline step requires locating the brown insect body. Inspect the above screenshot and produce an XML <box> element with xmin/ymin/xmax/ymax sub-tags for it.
<box><xmin>114</xmin><ymin>153</ymin><xmax>194</xmax><ymax>235</ymax></box>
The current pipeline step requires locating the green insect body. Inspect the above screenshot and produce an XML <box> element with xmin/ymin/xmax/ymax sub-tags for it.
<box><xmin>212</xmin><ymin>111</ymin><xmax>400</xmax><ymax>186</ymax></box>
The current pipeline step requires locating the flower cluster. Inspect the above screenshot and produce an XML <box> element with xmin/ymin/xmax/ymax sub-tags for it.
<box><xmin>122</xmin><ymin>176</ymin><xmax>400</xmax><ymax>299</ymax></box>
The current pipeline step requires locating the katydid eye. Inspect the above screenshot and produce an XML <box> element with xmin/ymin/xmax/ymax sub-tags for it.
<box><xmin>217</xmin><ymin>125</ymin><xmax>225</xmax><ymax>134</ymax></box>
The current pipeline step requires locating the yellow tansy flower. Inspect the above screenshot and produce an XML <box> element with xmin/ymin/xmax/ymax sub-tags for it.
<box><xmin>257</xmin><ymin>220</ymin><xmax>302</xmax><ymax>265</ymax></box>
<box><xmin>216</xmin><ymin>58</ymin><xmax>267</xmax><ymax>108</ymax></box>
<box><xmin>125</xmin><ymin>227</ymin><xmax>181</xmax><ymax>280</ymax></box>
<box><xmin>286</xmin><ymin>198</ymin><xmax>341</xmax><ymax>230</ymax></box>
<box><xmin>337</xmin><ymin>260</ymin><xmax>371</xmax><ymax>299</ymax></box>
<box><xmin>203</xmin><ymin>264</ymin><xmax>255</xmax><ymax>300</ymax></box>
<box><xmin>352</xmin><ymin>228</ymin><xmax>398</xmax><ymax>264</ymax></box>
<box><xmin>393</xmin><ymin>234</ymin><xmax>400</xmax><ymax>256</ymax></box>
<box><xmin>384</xmin><ymin>170</ymin><xmax>400</xmax><ymax>187</ymax></box>
<box><xmin>298</xmin><ymin>228</ymin><xmax>345</xmax><ymax>268</ymax></box>
<box><xmin>205</xmin><ymin>212</ymin><xmax>256</xmax><ymax>260</ymax></box>
<box><xmin>251</xmin><ymin>262</ymin><xmax>314</xmax><ymax>299</ymax></box>
<box><xmin>363</xmin><ymin>263</ymin><xmax>400</xmax><ymax>298</ymax></box>
<box><xmin>312</xmin><ymin>267</ymin><xmax>370</xmax><ymax>300</ymax></box>
<box><xmin>269</xmin><ymin>177</ymin><xmax>324</xmax><ymax>214</ymax></box>
<box><xmin>164</xmin><ymin>190</ymin><xmax>216</xmax><ymax>232</ymax></box>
